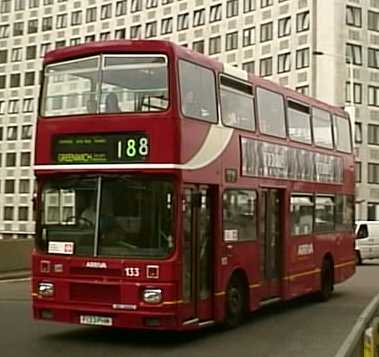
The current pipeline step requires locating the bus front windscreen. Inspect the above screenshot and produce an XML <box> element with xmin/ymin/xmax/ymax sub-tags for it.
<box><xmin>37</xmin><ymin>176</ymin><xmax>174</xmax><ymax>258</ymax></box>
<box><xmin>41</xmin><ymin>54</ymin><xmax>169</xmax><ymax>117</ymax></box>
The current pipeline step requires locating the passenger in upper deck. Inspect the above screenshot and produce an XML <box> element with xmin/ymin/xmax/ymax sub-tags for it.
<box><xmin>105</xmin><ymin>93</ymin><xmax>121</xmax><ymax>113</ymax></box>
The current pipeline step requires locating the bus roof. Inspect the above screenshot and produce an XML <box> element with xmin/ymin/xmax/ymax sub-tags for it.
<box><xmin>43</xmin><ymin>39</ymin><xmax>347</xmax><ymax>118</ymax></box>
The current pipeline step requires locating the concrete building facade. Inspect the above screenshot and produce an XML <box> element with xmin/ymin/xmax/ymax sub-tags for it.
<box><xmin>0</xmin><ymin>0</ymin><xmax>378</xmax><ymax>239</ymax></box>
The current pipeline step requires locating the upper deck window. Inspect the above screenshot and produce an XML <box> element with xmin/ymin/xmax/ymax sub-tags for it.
<box><xmin>40</xmin><ymin>54</ymin><xmax>169</xmax><ymax>117</ymax></box>
<box><xmin>256</xmin><ymin>87</ymin><xmax>286</xmax><ymax>137</ymax></box>
<box><xmin>312</xmin><ymin>108</ymin><xmax>333</xmax><ymax>149</ymax></box>
<box><xmin>179</xmin><ymin>60</ymin><xmax>217</xmax><ymax>123</ymax></box>
<box><xmin>287</xmin><ymin>100</ymin><xmax>311</xmax><ymax>144</ymax></box>
<box><xmin>334</xmin><ymin>115</ymin><xmax>352</xmax><ymax>153</ymax></box>
<box><xmin>220</xmin><ymin>75</ymin><xmax>255</xmax><ymax>131</ymax></box>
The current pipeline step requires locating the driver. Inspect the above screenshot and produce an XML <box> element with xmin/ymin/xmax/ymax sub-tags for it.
<box><xmin>80</xmin><ymin>196</ymin><xmax>96</xmax><ymax>225</ymax></box>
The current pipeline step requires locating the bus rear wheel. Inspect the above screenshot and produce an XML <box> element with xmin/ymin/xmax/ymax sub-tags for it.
<box><xmin>224</xmin><ymin>276</ymin><xmax>247</xmax><ymax>329</ymax></box>
<box><xmin>318</xmin><ymin>258</ymin><xmax>334</xmax><ymax>302</ymax></box>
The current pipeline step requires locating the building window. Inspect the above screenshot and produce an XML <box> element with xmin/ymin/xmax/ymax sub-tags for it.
<box><xmin>4</xmin><ymin>179</ymin><xmax>15</xmax><ymax>194</ymax></box>
<box><xmin>345</xmin><ymin>82</ymin><xmax>362</xmax><ymax>104</ymax></box>
<box><xmin>56</xmin><ymin>14</ymin><xmax>67</xmax><ymax>29</ymax></box>
<box><xmin>29</xmin><ymin>0</ymin><xmax>39</xmax><ymax>8</ymax></box>
<box><xmin>20</xmin><ymin>152</ymin><xmax>31</xmax><ymax>166</ymax></box>
<box><xmin>244</xmin><ymin>0</ymin><xmax>256</xmax><ymax>13</ymax></box>
<box><xmin>192</xmin><ymin>40</ymin><xmax>204</xmax><ymax>54</ymax></box>
<box><xmin>346</xmin><ymin>43</ymin><xmax>362</xmax><ymax>65</ymax></box>
<box><xmin>6</xmin><ymin>153</ymin><xmax>16</xmax><ymax>167</ymax></box>
<box><xmin>86</xmin><ymin>7</ymin><xmax>97</xmax><ymax>23</ymax></box>
<box><xmin>0</xmin><ymin>0</ymin><xmax>11</xmax><ymax>13</ymax></box>
<box><xmin>42</xmin><ymin>16</ymin><xmax>53</xmax><ymax>31</ymax></box>
<box><xmin>84</xmin><ymin>35</ymin><xmax>95</xmax><ymax>43</ymax></box>
<box><xmin>19</xmin><ymin>207</ymin><xmax>29</xmax><ymax>221</ymax></box>
<box><xmin>130</xmin><ymin>0</ymin><xmax>142</xmax><ymax>13</ymax></box>
<box><xmin>115</xmin><ymin>28</ymin><xmax>126</xmax><ymax>39</ymax></box>
<box><xmin>70</xmin><ymin>37</ymin><xmax>81</xmax><ymax>46</ymax></box>
<box><xmin>26</xmin><ymin>45</ymin><xmax>36</xmax><ymax>60</ymax></box>
<box><xmin>0</xmin><ymin>101</ymin><xmax>4</xmax><ymax>114</ymax></box>
<box><xmin>209</xmin><ymin>36</ymin><xmax>221</xmax><ymax>55</ymax></box>
<box><xmin>242</xmin><ymin>61</ymin><xmax>255</xmax><ymax>74</ymax></box>
<box><xmin>11</xmin><ymin>48</ymin><xmax>22</xmax><ymax>62</ymax></box>
<box><xmin>71</xmin><ymin>11</ymin><xmax>82</xmax><ymax>26</ymax></box>
<box><xmin>10</xmin><ymin>74</ymin><xmax>21</xmax><ymax>88</ymax></box>
<box><xmin>40</xmin><ymin>43</ymin><xmax>51</xmax><ymax>57</ymax></box>
<box><xmin>161</xmin><ymin>17</ymin><xmax>173</xmax><ymax>35</ymax></box>
<box><xmin>0</xmin><ymin>75</ymin><xmax>5</xmax><ymax>89</ymax></box>
<box><xmin>243</xmin><ymin>27</ymin><xmax>255</xmax><ymax>47</ymax></box>
<box><xmin>226</xmin><ymin>31</ymin><xmax>238</xmax><ymax>51</ymax></box>
<box><xmin>7</xmin><ymin>126</ymin><xmax>18</xmax><ymax>141</ymax></box>
<box><xmin>146</xmin><ymin>0</ymin><xmax>158</xmax><ymax>8</ymax></box>
<box><xmin>130</xmin><ymin>25</ymin><xmax>141</xmax><ymax>39</ymax></box>
<box><xmin>19</xmin><ymin>179</ymin><xmax>30</xmax><ymax>194</ymax></box>
<box><xmin>177</xmin><ymin>13</ymin><xmax>189</xmax><ymax>31</ymax></box>
<box><xmin>21</xmin><ymin>125</ymin><xmax>33</xmax><ymax>139</ymax></box>
<box><xmin>210</xmin><ymin>4</ymin><xmax>222</xmax><ymax>23</ymax></box>
<box><xmin>355</xmin><ymin>162</ymin><xmax>361</xmax><ymax>183</ymax></box>
<box><xmin>116</xmin><ymin>0</ymin><xmax>127</xmax><ymax>16</ymax></box>
<box><xmin>278</xmin><ymin>16</ymin><xmax>291</xmax><ymax>37</ymax></box>
<box><xmin>296</xmin><ymin>48</ymin><xmax>310</xmax><ymax>69</ymax></box>
<box><xmin>28</xmin><ymin>19</ymin><xmax>38</xmax><ymax>34</ymax></box>
<box><xmin>369</xmin><ymin>86</ymin><xmax>379</xmax><ymax>107</ymax></box>
<box><xmin>368</xmin><ymin>124</ymin><xmax>379</xmax><ymax>145</ymax></box>
<box><xmin>3</xmin><ymin>207</ymin><xmax>14</xmax><ymax>221</ymax></box>
<box><xmin>346</xmin><ymin>6</ymin><xmax>362</xmax><ymax>27</ymax></box>
<box><xmin>296</xmin><ymin>11</ymin><xmax>309</xmax><ymax>32</ymax></box>
<box><xmin>23</xmin><ymin>98</ymin><xmax>34</xmax><ymax>113</ymax></box>
<box><xmin>368</xmin><ymin>203</ymin><xmax>379</xmax><ymax>220</ymax></box>
<box><xmin>0</xmin><ymin>50</ymin><xmax>7</xmax><ymax>63</ymax></box>
<box><xmin>260</xmin><ymin>57</ymin><xmax>273</xmax><ymax>77</ymax></box>
<box><xmin>368</xmin><ymin>11</ymin><xmax>379</xmax><ymax>32</ymax></box>
<box><xmin>145</xmin><ymin>21</ymin><xmax>157</xmax><ymax>38</ymax></box>
<box><xmin>99</xmin><ymin>32</ymin><xmax>110</xmax><ymax>41</ymax></box>
<box><xmin>226</xmin><ymin>0</ymin><xmax>238</xmax><ymax>18</ymax></box>
<box><xmin>13</xmin><ymin>22</ymin><xmax>24</xmax><ymax>36</ymax></box>
<box><xmin>260</xmin><ymin>22</ymin><xmax>273</xmax><ymax>42</ymax></box>
<box><xmin>278</xmin><ymin>52</ymin><xmax>291</xmax><ymax>73</ymax></box>
<box><xmin>193</xmin><ymin>9</ymin><xmax>205</xmax><ymax>27</ymax></box>
<box><xmin>368</xmin><ymin>48</ymin><xmax>379</xmax><ymax>69</ymax></box>
<box><xmin>261</xmin><ymin>0</ymin><xmax>272</xmax><ymax>8</ymax></box>
<box><xmin>355</xmin><ymin>122</ymin><xmax>362</xmax><ymax>143</ymax></box>
<box><xmin>15</xmin><ymin>0</ymin><xmax>25</xmax><ymax>11</ymax></box>
<box><xmin>8</xmin><ymin>100</ymin><xmax>19</xmax><ymax>114</ymax></box>
<box><xmin>161</xmin><ymin>0</ymin><xmax>173</xmax><ymax>4</ymax></box>
<box><xmin>0</xmin><ymin>25</ymin><xmax>9</xmax><ymax>38</ymax></box>
<box><xmin>368</xmin><ymin>163</ymin><xmax>379</xmax><ymax>184</ymax></box>
<box><xmin>24</xmin><ymin>72</ymin><xmax>35</xmax><ymax>87</ymax></box>
<box><xmin>101</xmin><ymin>3</ymin><xmax>112</xmax><ymax>19</ymax></box>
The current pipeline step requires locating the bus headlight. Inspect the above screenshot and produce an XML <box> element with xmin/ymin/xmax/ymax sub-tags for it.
<box><xmin>143</xmin><ymin>288</ymin><xmax>162</xmax><ymax>304</ymax></box>
<box><xmin>38</xmin><ymin>282</ymin><xmax>54</xmax><ymax>297</ymax></box>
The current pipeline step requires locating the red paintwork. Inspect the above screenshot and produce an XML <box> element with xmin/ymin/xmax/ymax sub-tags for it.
<box><xmin>33</xmin><ymin>40</ymin><xmax>355</xmax><ymax>330</ymax></box>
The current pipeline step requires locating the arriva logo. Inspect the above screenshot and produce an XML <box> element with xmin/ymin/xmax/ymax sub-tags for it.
<box><xmin>85</xmin><ymin>262</ymin><xmax>107</xmax><ymax>269</ymax></box>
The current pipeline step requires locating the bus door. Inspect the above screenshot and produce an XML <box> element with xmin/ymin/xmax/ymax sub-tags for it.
<box><xmin>181</xmin><ymin>186</ymin><xmax>214</xmax><ymax>326</ymax></box>
<box><xmin>259</xmin><ymin>188</ymin><xmax>283</xmax><ymax>300</ymax></box>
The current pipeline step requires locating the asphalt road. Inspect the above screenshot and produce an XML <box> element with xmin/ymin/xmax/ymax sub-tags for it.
<box><xmin>1</xmin><ymin>262</ymin><xmax>379</xmax><ymax>357</ymax></box>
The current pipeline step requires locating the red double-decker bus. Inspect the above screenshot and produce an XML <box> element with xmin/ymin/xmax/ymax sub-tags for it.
<box><xmin>32</xmin><ymin>40</ymin><xmax>355</xmax><ymax>330</ymax></box>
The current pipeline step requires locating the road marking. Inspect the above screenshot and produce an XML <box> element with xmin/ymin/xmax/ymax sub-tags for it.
<box><xmin>0</xmin><ymin>277</ymin><xmax>31</xmax><ymax>284</ymax></box>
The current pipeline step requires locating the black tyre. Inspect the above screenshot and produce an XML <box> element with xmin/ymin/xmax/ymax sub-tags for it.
<box><xmin>318</xmin><ymin>259</ymin><xmax>334</xmax><ymax>302</ymax></box>
<box><xmin>355</xmin><ymin>251</ymin><xmax>362</xmax><ymax>265</ymax></box>
<box><xmin>224</xmin><ymin>276</ymin><xmax>247</xmax><ymax>329</ymax></box>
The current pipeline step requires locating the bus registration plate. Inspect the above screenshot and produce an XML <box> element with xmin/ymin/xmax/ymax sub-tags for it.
<box><xmin>80</xmin><ymin>315</ymin><xmax>112</xmax><ymax>326</ymax></box>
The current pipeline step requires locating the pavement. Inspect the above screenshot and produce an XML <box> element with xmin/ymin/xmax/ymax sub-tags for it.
<box><xmin>0</xmin><ymin>270</ymin><xmax>30</xmax><ymax>281</ymax></box>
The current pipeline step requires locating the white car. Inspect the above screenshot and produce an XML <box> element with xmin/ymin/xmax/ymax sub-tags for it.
<box><xmin>355</xmin><ymin>221</ymin><xmax>379</xmax><ymax>264</ymax></box>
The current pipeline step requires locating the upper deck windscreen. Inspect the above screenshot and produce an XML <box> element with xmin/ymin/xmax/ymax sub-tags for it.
<box><xmin>40</xmin><ymin>54</ymin><xmax>169</xmax><ymax>117</ymax></box>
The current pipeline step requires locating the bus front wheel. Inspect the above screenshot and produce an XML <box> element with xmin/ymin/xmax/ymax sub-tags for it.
<box><xmin>224</xmin><ymin>275</ymin><xmax>247</xmax><ymax>329</ymax></box>
<box><xmin>318</xmin><ymin>258</ymin><xmax>334</xmax><ymax>302</ymax></box>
